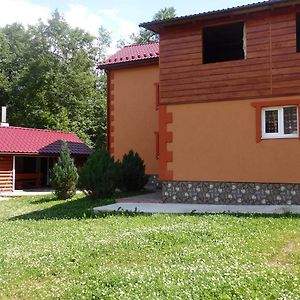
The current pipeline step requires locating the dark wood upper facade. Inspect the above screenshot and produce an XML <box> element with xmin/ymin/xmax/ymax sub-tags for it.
<box><xmin>159</xmin><ymin>6</ymin><xmax>300</xmax><ymax>104</ymax></box>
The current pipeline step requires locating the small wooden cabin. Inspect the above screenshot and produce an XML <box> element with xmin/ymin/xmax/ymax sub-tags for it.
<box><xmin>0</xmin><ymin>125</ymin><xmax>91</xmax><ymax>192</ymax></box>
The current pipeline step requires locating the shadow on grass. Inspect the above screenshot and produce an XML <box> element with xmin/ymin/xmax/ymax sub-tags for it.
<box><xmin>31</xmin><ymin>196</ymin><xmax>62</xmax><ymax>204</ymax></box>
<box><xmin>9</xmin><ymin>191</ymin><xmax>150</xmax><ymax>221</ymax></box>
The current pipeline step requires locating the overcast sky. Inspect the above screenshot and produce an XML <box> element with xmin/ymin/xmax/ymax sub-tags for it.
<box><xmin>0</xmin><ymin>0</ymin><xmax>264</xmax><ymax>52</ymax></box>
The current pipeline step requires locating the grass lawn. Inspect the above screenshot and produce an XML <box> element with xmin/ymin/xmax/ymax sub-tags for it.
<box><xmin>0</xmin><ymin>195</ymin><xmax>299</xmax><ymax>299</ymax></box>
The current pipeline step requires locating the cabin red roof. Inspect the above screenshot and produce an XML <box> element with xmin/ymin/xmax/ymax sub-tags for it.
<box><xmin>0</xmin><ymin>126</ymin><xmax>91</xmax><ymax>155</ymax></box>
<box><xmin>99</xmin><ymin>42</ymin><xmax>159</xmax><ymax>68</ymax></box>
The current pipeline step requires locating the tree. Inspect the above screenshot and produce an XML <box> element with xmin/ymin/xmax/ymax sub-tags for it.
<box><xmin>50</xmin><ymin>142</ymin><xmax>79</xmax><ymax>199</ymax></box>
<box><xmin>96</xmin><ymin>25</ymin><xmax>112</xmax><ymax>62</ymax></box>
<box><xmin>0</xmin><ymin>31</ymin><xmax>11</xmax><ymax>106</ymax></box>
<box><xmin>78</xmin><ymin>148</ymin><xmax>118</xmax><ymax>199</ymax></box>
<box><xmin>0</xmin><ymin>11</ymin><xmax>109</xmax><ymax>148</ymax></box>
<box><xmin>130</xmin><ymin>7</ymin><xmax>176</xmax><ymax>44</ymax></box>
<box><xmin>0</xmin><ymin>23</ymin><xmax>30</xmax><ymax>107</ymax></box>
<box><xmin>153</xmin><ymin>7</ymin><xmax>176</xmax><ymax>21</ymax></box>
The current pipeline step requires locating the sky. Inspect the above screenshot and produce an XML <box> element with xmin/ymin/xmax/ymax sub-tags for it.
<box><xmin>0</xmin><ymin>0</ymin><xmax>265</xmax><ymax>53</ymax></box>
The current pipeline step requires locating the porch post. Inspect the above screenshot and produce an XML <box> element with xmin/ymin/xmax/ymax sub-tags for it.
<box><xmin>47</xmin><ymin>157</ymin><xmax>50</xmax><ymax>186</ymax></box>
<box><xmin>12</xmin><ymin>156</ymin><xmax>15</xmax><ymax>192</ymax></box>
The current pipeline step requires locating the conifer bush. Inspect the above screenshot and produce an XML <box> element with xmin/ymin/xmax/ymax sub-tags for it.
<box><xmin>50</xmin><ymin>142</ymin><xmax>79</xmax><ymax>199</ymax></box>
<box><xmin>79</xmin><ymin>148</ymin><xmax>118</xmax><ymax>199</ymax></box>
<box><xmin>118</xmin><ymin>150</ymin><xmax>148</xmax><ymax>192</ymax></box>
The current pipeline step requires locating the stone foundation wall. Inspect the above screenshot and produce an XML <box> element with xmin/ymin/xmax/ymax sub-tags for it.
<box><xmin>162</xmin><ymin>181</ymin><xmax>300</xmax><ymax>205</ymax></box>
<box><xmin>146</xmin><ymin>175</ymin><xmax>161</xmax><ymax>191</ymax></box>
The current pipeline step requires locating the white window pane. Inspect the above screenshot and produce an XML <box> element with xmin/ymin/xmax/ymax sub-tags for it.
<box><xmin>284</xmin><ymin>107</ymin><xmax>298</xmax><ymax>134</ymax></box>
<box><xmin>265</xmin><ymin>110</ymin><xmax>278</xmax><ymax>133</ymax></box>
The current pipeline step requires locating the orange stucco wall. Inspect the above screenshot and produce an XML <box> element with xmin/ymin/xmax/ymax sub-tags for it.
<box><xmin>110</xmin><ymin>64</ymin><xmax>159</xmax><ymax>174</ymax></box>
<box><xmin>167</xmin><ymin>96</ymin><xmax>300</xmax><ymax>184</ymax></box>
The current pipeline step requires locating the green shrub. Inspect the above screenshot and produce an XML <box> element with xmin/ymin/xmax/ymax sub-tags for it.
<box><xmin>118</xmin><ymin>150</ymin><xmax>148</xmax><ymax>192</ymax></box>
<box><xmin>50</xmin><ymin>142</ymin><xmax>79</xmax><ymax>200</ymax></box>
<box><xmin>79</xmin><ymin>148</ymin><xmax>118</xmax><ymax>199</ymax></box>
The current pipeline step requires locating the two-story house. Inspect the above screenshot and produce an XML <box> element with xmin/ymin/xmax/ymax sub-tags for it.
<box><xmin>101</xmin><ymin>0</ymin><xmax>300</xmax><ymax>205</ymax></box>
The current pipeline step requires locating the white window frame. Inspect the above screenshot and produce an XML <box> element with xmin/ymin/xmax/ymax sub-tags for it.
<box><xmin>261</xmin><ymin>105</ymin><xmax>299</xmax><ymax>139</ymax></box>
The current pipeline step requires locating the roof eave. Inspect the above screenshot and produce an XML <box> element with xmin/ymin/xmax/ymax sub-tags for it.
<box><xmin>98</xmin><ymin>57</ymin><xmax>159</xmax><ymax>70</ymax></box>
<box><xmin>0</xmin><ymin>151</ymin><xmax>90</xmax><ymax>156</ymax></box>
<box><xmin>140</xmin><ymin>0</ymin><xmax>299</xmax><ymax>33</ymax></box>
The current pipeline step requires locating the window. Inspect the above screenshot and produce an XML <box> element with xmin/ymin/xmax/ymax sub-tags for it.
<box><xmin>262</xmin><ymin>106</ymin><xmax>298</xmax><ymax>139</ymax></box>
<box><xmin>203</xmin><ymin>22</ymin><xmax>246</xmax><ymax>64</ymax></box>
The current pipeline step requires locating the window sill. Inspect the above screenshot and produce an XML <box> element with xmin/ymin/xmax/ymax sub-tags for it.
<box><xmin>203</xmin><ymin>58</ymin><xmax>246</xmax><ymax>65</ymax></box>
<box><xmin>262</xmin><ymin>135</ymin><xmax>299</xmax><ymax>140</ymax></box>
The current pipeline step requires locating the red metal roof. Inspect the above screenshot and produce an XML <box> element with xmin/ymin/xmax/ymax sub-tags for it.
<box><xmin>0</xmin><ymin>126</ymin><xmax>91</xmax><ymax>155</ymax></box>
<box><xmin>99</xmin><ymin>42</ymin><xmax>159</xmax><ymax>68</ymax></box>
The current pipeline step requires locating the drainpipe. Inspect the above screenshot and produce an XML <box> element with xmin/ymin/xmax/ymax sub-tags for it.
<box><xmin>105</xmin><ymin>69</ymin><xmax>111</xmax><ymax>154</ymax></box>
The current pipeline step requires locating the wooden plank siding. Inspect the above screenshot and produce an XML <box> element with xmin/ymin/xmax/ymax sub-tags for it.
<box><xmin>159</xmin><ymin>8</ymin><xmax>300</xmax><ymax>104</ymax></box>
<box><xmin>0</xmin><ymin>156</ymin><xmax>13</xmax><ymax>192</ymax></box>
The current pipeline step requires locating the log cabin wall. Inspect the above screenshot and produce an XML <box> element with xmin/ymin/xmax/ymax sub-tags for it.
<box><xmin>159</xmin><ymin>7</ymin><xmax>300</xmax><ymax>104</ymax></box>
<box><xmin>0</xmin><ymin>156</ymin><xmax>13</xmax><ymax>192</ymax></box>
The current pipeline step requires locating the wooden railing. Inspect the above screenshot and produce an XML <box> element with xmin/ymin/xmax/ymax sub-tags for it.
<box><xmin>0</xmin><ymin>171</ymin><xmax>13</xmax><ymax>191</ymax></box>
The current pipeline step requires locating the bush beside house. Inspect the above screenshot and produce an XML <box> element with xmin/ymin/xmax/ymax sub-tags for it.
<box><xmin>79</xmin><ymin>149</ymin><xmax>118</xmax><ymax>199</ymax></box>
<box><xmin>117</xmin><ymin>150</ymin><xmax>148</xmax><ymax>192</ymax></box>
<box><xmin>79</xmin><ymin>149</ymin><xmax>148</xmax><ymax>199</ymax></box>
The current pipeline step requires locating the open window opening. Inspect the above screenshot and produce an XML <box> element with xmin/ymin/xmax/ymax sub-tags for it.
<box><xmin>203</xmin><ymin>22</ymin><xmax>246</xmax><ymax>64</ymax></box>
<box><xmin>296</xmin><ymin>14</ymin><xmax>300</xmax><ymax>52</ymax></box>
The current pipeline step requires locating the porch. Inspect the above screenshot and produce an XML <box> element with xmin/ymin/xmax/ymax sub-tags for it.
<box><xmin>14</xmin><ymin>156</ymin><xmax>56</xmax><ymax>190</ymax></box>
<box><xmin>0</xmin><ymin>188</ymin><xmax>84</xmax><ymax>198</ymax></box>
<box><xmin>0</xmin><ymin>155</ymin><xmax>57</xmax><ymax>193</ymax></box>
<box><xmin>0</xmin><ymin>188</ymin><xmax>54</xmax><ymax>198</ymax></box>
<box><xmin>0</xmin><ymin>154</ymin><xmax>87</xmax><ymax>193</ymax></box>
